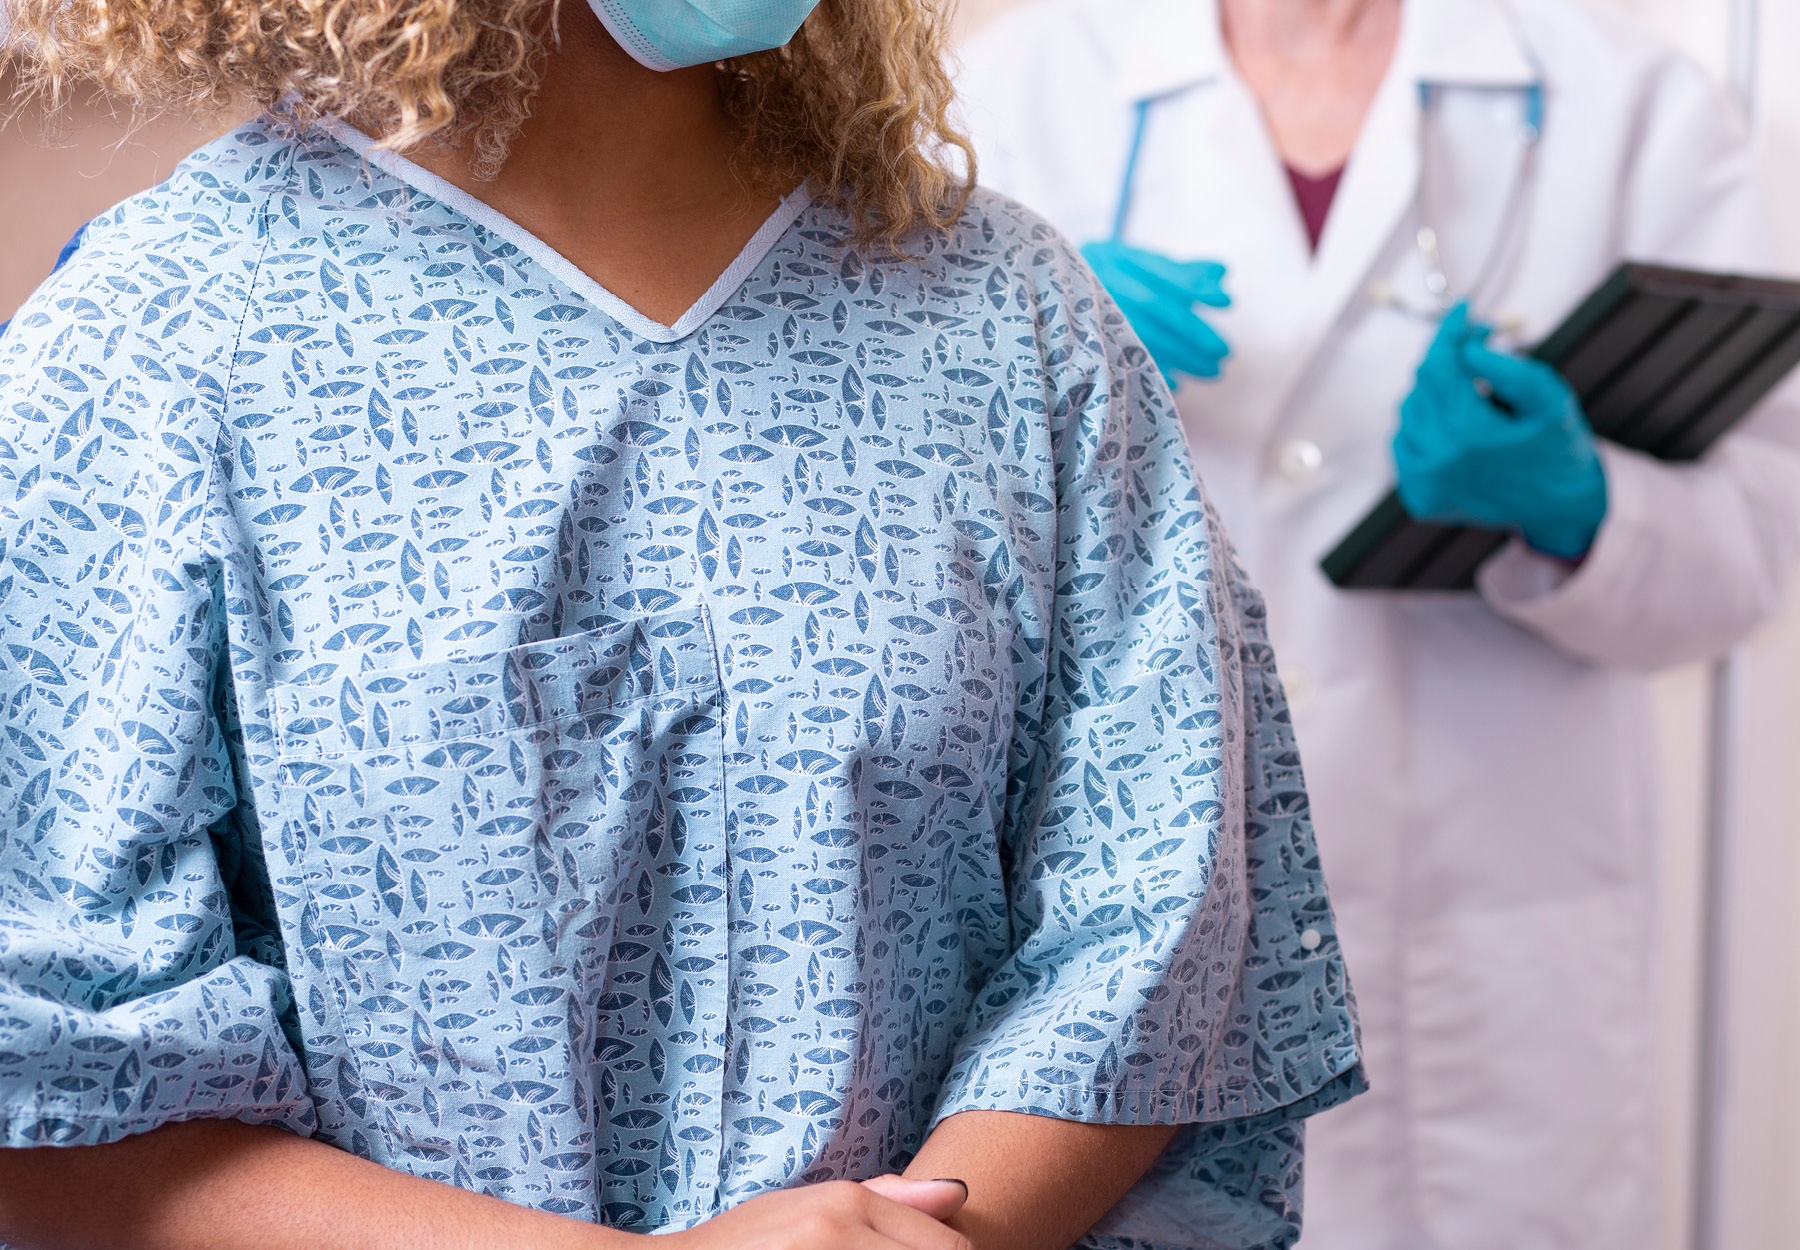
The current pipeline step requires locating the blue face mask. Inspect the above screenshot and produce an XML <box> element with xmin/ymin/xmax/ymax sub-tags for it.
<box><xmin>588</xmin><ymin>0</ymin><xmax>824</xmax><ymax>70</ymax></box>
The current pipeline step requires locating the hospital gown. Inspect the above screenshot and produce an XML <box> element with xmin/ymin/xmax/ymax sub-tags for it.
<box><xmin>0</xmin><ymin>116</ymin><xmax>1360</xmax><ymax>1250</ymax></box>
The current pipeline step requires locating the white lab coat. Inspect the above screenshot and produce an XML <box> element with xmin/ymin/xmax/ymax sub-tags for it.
<box><xmin>957</xmin><ymin>1</ymin><xmax>1800</xmax><ymax>1247</ymax></box>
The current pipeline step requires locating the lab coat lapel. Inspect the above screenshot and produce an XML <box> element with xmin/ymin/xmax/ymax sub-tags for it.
<box><xmin>1116</xmin><ymin>0</ymin><xmax>1311</xmax><ymax>438</ymax></box>
<box><xmin>1154</xmin><ymin>0</ymin><xmax>1427</xmax><ymax>438</ymax></box>
<box><xmin>1407</xmin><ymin>0</ymin><xmax>1539</xmax><ymax>88</ymax></box>
<box><xmin>1302</xmin><ymin>0</ymin><xmax>1540</xmax><ymax>346</ymax></box>
<box><xmin>1169</xmin><ymin>50</ymin><xmax>1421</xmax><ymax>441</ymax></box>
<box><xmin>1221</xmin><ymin>0</ymin><xmax>1542</xmax><ymax>427</ymax></box>
<box><xmin>1285</xmin><ymin>60</ymin><xmax>1422</xmax><ymax>397</ymax></box>
<box><xmin>1105</xmin><ymin>0</ymin><xmax>1541</xmax><ymax>435</ymax></box>
<box><xmin>1409</xmin><ymin>0</ymin><xmax>1542</xmax><ymax>329</ymax></box>
<box><xmin>1161</xmin><ymin>75</ymin><xmax>1316</xmax><ymax>438</ymax></box>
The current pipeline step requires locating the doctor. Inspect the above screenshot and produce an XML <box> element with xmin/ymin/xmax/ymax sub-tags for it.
<box><xmin>958</xmin><ymin>0</ymin><xmax>1800</xmax><ymax>1247</ymax></box>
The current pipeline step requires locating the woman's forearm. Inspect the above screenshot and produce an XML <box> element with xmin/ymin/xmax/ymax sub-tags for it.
<box><xmin>0</xmin><ymin>1109</ymin><xmax>1172</xmax><ymax>1250</ymax></box>
<box><xmin>0</xmin><ymin>1118</ymin><xmax>633</xmax><ymax>1250</ymax></box>
<box><xmin>901</xmin><ymin>1111</ymin><xmax>1179</xmax><ymax>1250</ymax></box>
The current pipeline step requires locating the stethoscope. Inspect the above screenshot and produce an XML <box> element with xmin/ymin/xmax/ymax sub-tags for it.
<box><xmin>1368</xmin><ymin>80</ymin><xmax>1545</xmax><ymax>338</ymax></box>
<box><xmin>1110</xmin><ymin>76</ymin><xmax>1547</xmax><ymax>339</ymax></box>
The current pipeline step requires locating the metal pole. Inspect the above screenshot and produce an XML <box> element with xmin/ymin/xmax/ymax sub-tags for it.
<box><xmin>1691</xmin><ymin>9</ymin><xmax>1760</xmax><ymax>1250</ymax></box>
<box><xmin>1692</xmin><ymin>649</ymin><xmax>1745</xmax><ymax>1250</ymax></box>
<box><xmin>1729</xmin><ymin>0</ymin><xmax>1761</xmax><ymax>110</ymax></box>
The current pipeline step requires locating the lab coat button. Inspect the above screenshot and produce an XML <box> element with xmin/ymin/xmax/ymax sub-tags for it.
<box><xmin>1300</xmin><ymin>928</ymin><xmax>1323</xmax><ymax>952</ymax></box>
<box><xmin>1275</xmin><ymin>439</ymin><xmax>1324</xmax><ymax>483</ymax></box>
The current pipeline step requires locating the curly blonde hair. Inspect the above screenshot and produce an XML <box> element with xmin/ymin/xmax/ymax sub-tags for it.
<box><xmin>2</xmin><ymin>0</ymin><xmax>974</xmax><ymax>250</ymax></box>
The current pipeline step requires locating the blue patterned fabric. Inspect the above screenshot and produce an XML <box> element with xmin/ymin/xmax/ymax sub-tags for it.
<box><xmin>0</xmin><ymin>117</ymin><xmax>1359</xmax><ymax>1249</ymax></box>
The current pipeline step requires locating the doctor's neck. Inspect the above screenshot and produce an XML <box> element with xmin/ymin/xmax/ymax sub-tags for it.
<box><xmin>1219</xmin><ymin>0</ymin><xmax>1401</xmax><ymax>174</ymax></box>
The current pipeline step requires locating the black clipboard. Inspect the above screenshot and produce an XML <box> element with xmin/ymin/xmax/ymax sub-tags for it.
<box><xmin>1320</xmin><ymin>263</ymin><xmax>1800</xmax><ymax>591</ymax></box>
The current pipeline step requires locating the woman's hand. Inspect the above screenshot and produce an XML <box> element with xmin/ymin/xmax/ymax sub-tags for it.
<box><xmin>861</xmin><ymin>1174</ymin><xmax>970</xmax><ymax>1219</ymax></box>
<box><xmin>664</xmin><ymin>1178</ymin><xmax>970</xmax><ymax>1250</ymax></box>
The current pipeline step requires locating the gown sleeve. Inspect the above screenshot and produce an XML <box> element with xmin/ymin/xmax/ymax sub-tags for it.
<box><xmin>925</xmin><ymin>241</ymin><xmax>1363</xmax><ymax>1250</ymax></box>
<box><xmin>0</xmin><ymin>206</ymin><xmax>315</xmax><ymax>1148</ymax></box>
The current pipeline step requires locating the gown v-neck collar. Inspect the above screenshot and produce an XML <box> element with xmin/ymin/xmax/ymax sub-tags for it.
<box><xmin>319</xmin><ymin>118</ymin><xmax>811</xmax><ymax>344</ymax></box>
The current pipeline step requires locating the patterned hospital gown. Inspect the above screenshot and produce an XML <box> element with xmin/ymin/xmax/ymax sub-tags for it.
<box><xmin>0</xmin><ymin>117</ymin><xmax>1360</xmax><ymax>1249</ymax></box>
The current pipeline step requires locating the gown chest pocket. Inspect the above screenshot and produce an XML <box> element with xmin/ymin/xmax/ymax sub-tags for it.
<box><xmin>267</xmin><ymin>606</ymin><xmax>732</xmax><ymax>1213</ymax></box>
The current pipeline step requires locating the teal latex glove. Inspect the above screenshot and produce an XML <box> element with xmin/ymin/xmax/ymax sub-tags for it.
<box><xmin>1394</xmin><ymin>304</ymin><xmax>1608</xmax><ymax>561</ymax></box>
<box><xmin>1080</xmin><ymin>240</ymin><xmax>1231</xmax><ymax>384</ymax></box>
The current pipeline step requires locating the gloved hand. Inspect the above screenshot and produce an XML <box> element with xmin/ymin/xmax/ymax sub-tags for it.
<box><xmin>1079</xmin><ymin>240</ymin><xmax>1231</xmax><ymax>384</ymax></box>
<box><xmin>1394</xmin><ymin>303</ymin><xmax>1608</xmax><ymax>560</ymax></box>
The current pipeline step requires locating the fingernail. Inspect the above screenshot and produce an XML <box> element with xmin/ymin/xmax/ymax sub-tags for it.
<box><xmin>934</xmin><ymin>1178</ymin><xmax>969</xmax><ymax>1196</ymax></box>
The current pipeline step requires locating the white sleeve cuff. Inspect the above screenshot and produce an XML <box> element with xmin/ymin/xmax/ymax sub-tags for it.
<box><xmin>1476</xmin><ymin>539</ymin><xmax>1579</xmax><ymax>605</ymax></box>
<box><xmin>1474</xmin><ymin>434</ymin><xmax>1800</xmax><ymax>670</ymax></box>
<box><xmin>1475</xmin><ymin>442</ymin><xmax>1652</xmax><ymax>665</ymax></box>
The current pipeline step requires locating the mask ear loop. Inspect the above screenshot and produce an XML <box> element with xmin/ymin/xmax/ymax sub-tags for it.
<box><xmin>1109</xmin><ymin>98</ymin><xmax>1155</xmax><ymax>244</ymax></box>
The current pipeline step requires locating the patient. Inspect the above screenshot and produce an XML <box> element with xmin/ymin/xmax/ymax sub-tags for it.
<box><xmin>0</xmin><ymin>1</ymin><xmax>1361</xmax><ymax>1247</ymax></box>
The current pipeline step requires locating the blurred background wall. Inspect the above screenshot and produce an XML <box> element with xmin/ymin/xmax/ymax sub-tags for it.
<box><xmin>2</xmin><ymin>1</ymin><xmax>1797</xmax><ymax>1246</ymax></box>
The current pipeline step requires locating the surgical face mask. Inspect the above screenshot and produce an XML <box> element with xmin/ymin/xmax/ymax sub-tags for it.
<box><xmin>588</xmin><ymin>0</ymin><xmax>824</xmax><ymax>71</ymax></box>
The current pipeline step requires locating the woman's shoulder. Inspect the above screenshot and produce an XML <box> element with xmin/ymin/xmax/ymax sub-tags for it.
<box><xmin>807</xmin><ymin>184</ymin><xmax>1125</xmax><ymax>393</ymax></box>
<box><xmin>836</xmin><ymin>185</ymin><xmax>1107</xmax><ymax>331</ymax></box>
<box><xmin>64</xmin><ymin>116</ymin><xmax>300</xmax><ymax>266</ymax></box>
<box><xmin>950</xmin><ymin>185</ymin><xmax>1081</xmax><ymax>264</ymax></box>
<box><xmin>786</xmin><ymin>184</ymin><xmax>1162</xmax><ymax>452</ymax></box>
<box><xmin>1</xmin><ymin>118</ymin><xmax>307</xmax><ymax>384</ymax></box>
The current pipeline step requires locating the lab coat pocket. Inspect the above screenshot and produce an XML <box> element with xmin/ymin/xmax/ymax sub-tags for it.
<box><xmin>268</xmin><ymin>605</ymin><xmax>729</xmax><ymax>1219</ymax></box>
<box><xmin>1406</xmin><ymin>890</ymin><xmax>1657</xmax><ymax>1250</ymax></box>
